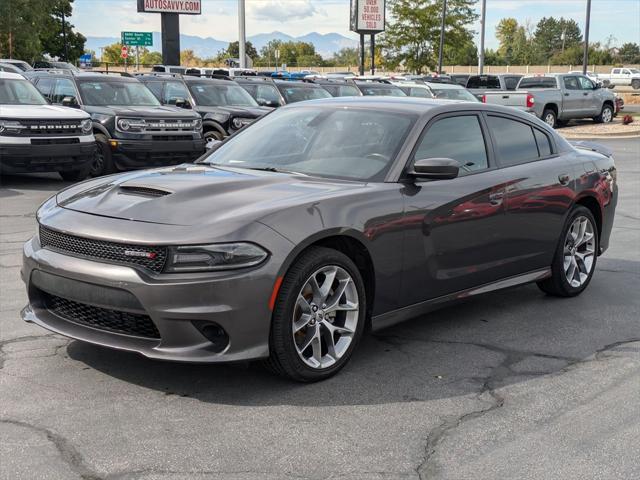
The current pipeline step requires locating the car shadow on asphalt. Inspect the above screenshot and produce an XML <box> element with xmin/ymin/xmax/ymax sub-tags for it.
<box><xmin>0</xmin><ymin>173</ymin><xmax>72</xmax><ymax>198</ymax></box>
<box><xmin>66</xmin><ymin>263</ymin><xmax>640</xmax><ymax>407</ymax></box>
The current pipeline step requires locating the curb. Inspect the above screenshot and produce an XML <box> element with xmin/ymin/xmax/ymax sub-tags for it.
<box><xmin>560</xmin><ymin>133</ymin><xmax>640</xmax><ymax>140</ymax></box>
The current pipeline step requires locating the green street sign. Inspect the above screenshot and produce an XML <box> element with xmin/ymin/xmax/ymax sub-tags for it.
<box><xmin>121</xmin><ymin>31</ymin><xmax>153</xmax><ymax>47</ymax></box>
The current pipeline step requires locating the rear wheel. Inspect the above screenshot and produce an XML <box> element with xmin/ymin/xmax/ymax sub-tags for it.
<box><xmin>593</xmin><ymin>104</ymin><xmax>613</xmax><ymax>124</ymax></box>
<box><xmin>204</xmin><ymin>129</ymin><xmax>224</xmax><ymax>145</ymax></box>
<box><xmin>542</xmin><ymin>108</ymin><xmax>557</xmax><ymax>128</ymax></box>
<box><xmin>265</xmin><ymin>247</ymin><xmax>366</xmax><ymax>382</ymax></box>
<box><xmin>537</xmin><ymin>206</ymin><xmax>598</xmax><ymax>297</ymax></box>
<box><xmin>91</xmin><ymin>134</ymin><xmax>115</xmax><ymax>177</ymax></box>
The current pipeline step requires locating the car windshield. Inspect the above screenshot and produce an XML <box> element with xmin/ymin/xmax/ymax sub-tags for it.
<box><xmin>189</xmin><ymin>82</ymin><xmax>258</xmax><ymax>107</ymax></box>
<box><xmin>203</xmin><ymin>106</ymin><xmax>415</xmax><ymax>182</ymax></box>
<box><xmin>278</xmin><ymin>85</ymin><xmax>332</xmax><ymax>104</ymax></box>
<box><xmin>358</xmin><ymin>85</ymin><xmax>407</xmax><ymax>97</ymax></box>
<box><xmin>240</xmin><ymin>83</ymin><xmax>282</xmax><ymax>106</ymax></box>
<box><xmin>0</xmin><ymin>79</ymin><xmax>47</xmax><ymax>105</ymax></box>
<box><xmin>77</xmin><ymin>80</ymin><xmax>160</xmax><ymax>106</ymax></box>
<box><xmin>430</xmin><ymin>87</ymin><xmax>478</xmax><ymax>102</ymax></box>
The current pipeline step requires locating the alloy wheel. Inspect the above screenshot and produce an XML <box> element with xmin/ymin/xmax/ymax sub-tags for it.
<box><xmin>563</xmin><ymin>216</ymin><xmax>596</xmax><ymax>288</ymax></box>
<box><xmin>602</xmin><ymin>107</ymin><xmax>613</xmax><ymax>123</ymax></box>
<box><xmin>91</xmin><ymin>148</ymin><xmax>105</xmax><ymax>177</ymax></box>
<box><xmin>292</xmin><ymin>265</ymin><xmax>359</xmax><ymax>369</ymax></box>
<box><xmin>544</xmin><ymin>113</ymin><xmax>556</xmax><ymax>127</ymax></box>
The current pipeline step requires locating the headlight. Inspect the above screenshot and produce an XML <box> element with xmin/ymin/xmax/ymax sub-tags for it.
<box><xmin>165</xmin><ymin>243</ymin><xmax>268</xmax><ymax>273</ymax></box>
<box><xmin>117</xmin><ymin>118</ymin><xmax>147</xmax><ymax>132</ymax></box>
<box><xmin>232</xmin><ymin>117</ymin><xmax>253</xmax><ymax>130</ymax></box>
<box><xmin>80</xmin><ymin>119</ymin><xmax>92</xmax><ymax>134</ymax></box>
<box><xmin>193</xmin><ymin>118</ymin><xmax>202</xmax><ymax>131</ymax></box>
<box><xmin>0</xmin><ymin>119</ymin><xmax>26</xmax><ymax>135</ymax></box>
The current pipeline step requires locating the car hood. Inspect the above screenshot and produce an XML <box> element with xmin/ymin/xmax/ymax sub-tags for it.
<box><xmin>2</xmin><ymin>104</ymin><xmax>90</xmax><ymax>119</ymax></box>
<box><xmin>55</xmin><ymin>164</ymin><xmax>364</xmax><ymax>226</ymax></box>
<box><xmin>197</xmin><ymin>105</ymin><xmax>272</xmax><ymax>118</ymax></box>
<box><xmin>87</xmin><ymin>105</ymin><xmax>200</xmax><ymax>119</ymax></box>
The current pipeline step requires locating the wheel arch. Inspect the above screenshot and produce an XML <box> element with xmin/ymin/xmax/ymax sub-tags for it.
<box><xmin>574</xmin><ymin>194</ymin><xmax>603</xmax><ymax>240</ymax></box>
<box><xmin>276</xmin><ymin>229</ymin><xmax>376</xmax><ymax>323</ymax></box>
<box><xmin>202</xmin><ymin>120</ymin><xmax>226</xmax><ymax>137</ymax></box>
<box><xmin>92</xmin><ymin>123</ymin><xmax>111</xmax><ymax>138</ymax></box>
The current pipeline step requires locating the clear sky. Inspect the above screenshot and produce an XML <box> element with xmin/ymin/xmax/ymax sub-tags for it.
<box><xmin>71</xmin><ymin>0</ymin><xmax>640</xmax><ymax>49</ymax></box>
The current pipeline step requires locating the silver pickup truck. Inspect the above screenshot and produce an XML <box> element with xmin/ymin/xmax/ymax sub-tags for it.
<box><xmin>481</xmin><ymin>73</ymin><xmax>617</xmax><ymax>128</ymax></box>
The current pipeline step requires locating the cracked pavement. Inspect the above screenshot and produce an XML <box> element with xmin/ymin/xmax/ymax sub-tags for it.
<box><xmin>1</xmin><ymin>138</ymin><xmax>639</xmax><ymax>479</ymax></box>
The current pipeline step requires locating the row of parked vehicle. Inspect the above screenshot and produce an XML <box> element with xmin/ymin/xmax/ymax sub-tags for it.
<box><xmin>0</xmin><ymin>58</ymin><xmax>629</xmax><ymax>182</ymax></box>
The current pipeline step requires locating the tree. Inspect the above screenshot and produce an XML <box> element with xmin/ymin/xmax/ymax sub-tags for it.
<box><xmin>533</xmin><ymin>17</ymin><xmax>582</xmax><ymax>63</ymax></box>
<box><xmin>226</xmin><ymin>41</ymin><xmax>258</xmax><ymax>60</ymax></box>
<box><xmin>332</xmin><ymin>47</ymin><xmax>360</xmax><ymax>67</ymax></box>
<box><xmin>496</xmin><ymin>18</ymin><xmax>519</xmax><ymax>63</ymax></box>
<box><xmin>101</xmin><ymin>43</ymin><xmax>126</xmax><ymax>65</ymax></box>
<box><xmin>380</xmin><ymin>0</ymin><xmax>477</xmax><ymax>73</ymax></box>
<box><xmin>617</xmin><ymin>42</ymin><xmax>640</xmax><ymax>64</ymax></box>
<box><xmin>0</xmin><ymin>0</ymin><xmax>85</xmax><ymax>62</ymax></box>
<box><xmin>180</xmin><ymin>49</ymin><xmax>202</xmax><ymax>66</ymax></box>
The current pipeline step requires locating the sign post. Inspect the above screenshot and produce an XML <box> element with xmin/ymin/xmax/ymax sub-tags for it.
<box><xmin>137</xmin><ymin>0</ymin><xmax>202</xmax><ymax>66</ymax></box>
<box><xmin>350</xmin><ymin>0</ymin><xmax>385</xmax><ymax>76</ymax></box>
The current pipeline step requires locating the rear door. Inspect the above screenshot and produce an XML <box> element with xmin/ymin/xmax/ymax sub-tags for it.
<box><xmin>485</xmin><ymin>114</ymin><xmax>572</xmax><ymax>274</ymax></box>
<box><xmin>561</xmin><ymin>76</ymin><xmax>583</xmax><ymax>116</ymax></box>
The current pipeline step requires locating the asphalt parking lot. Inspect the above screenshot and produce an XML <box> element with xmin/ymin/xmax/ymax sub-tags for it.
<box><xmin>1</xmin><ymin>137</ymin><xmax>638</xmax><ymax>480</ymax></box>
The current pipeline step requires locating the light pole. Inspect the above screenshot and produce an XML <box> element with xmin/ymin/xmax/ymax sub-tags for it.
<box><xmin>238</xmin><ymin>0</ymin><xmax>246</xmax><ymax>68</ymax></box>
<box><xmin>437</xmin><ymin>0</ymin><xmax>447</xmax><ymax>74</ymax></box>
<box><xmin>478</xmin><ymin>0</ymin><xmax>486</xmax><ymax>74</ymax></box>
<box><xmin>582</xmin><ymin>0</ymin><xmax>591</xmax><ymax>74</ymax></box>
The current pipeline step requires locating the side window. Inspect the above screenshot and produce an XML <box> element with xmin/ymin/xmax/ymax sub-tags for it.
<box><xmin>564</xmin><ymin>76</ymin><xmax>580</xmax><ymax>90</ymax></box>
<box><xmin>414</xmin><ymin>115</ymin><xmax>488</xmax><ymax>174</ymax></box>
<box><xmin>622</xmin><ymin>69</ymin><xmax>630</xmax><ymax>75</ymax></box>
<box><xmin>504</xmin><ymin>76</ymin><xmax>520</xmax><ymax>90</ymax></box>
<box><xmin>533</xmin><ymin>129</ymin><xmax>552</xmax><ymax>157</ymax></box>
<box><xmin>144</xmin><ymin>82</ymin><xmax>163</xmax><ymax>101</ymax></box>
<box><xmin>487</xmin><ymin>116</ymin><xmax>539</xmax><ymax>166</ymax></box>
<box><xmin>51</xmin><ymin>78</ymin><xmax>77</xmax><ymax>104</ymax></box>
<box><xmin>612</xmin><ymin>68</ymin><xmax>620</xmax><ymax>74</ymax></box>
<box><xmin>34</xmin><ymin>77</ymin><xmax>54</xmax><ymax>100</ymax></box>
<box><xmin>410</xmin><ymin>87</ymin><xmax>431</xmax><ymax>98</ymax></box>
<box><xmin>163</xmin><ymin>82</ymin><xmax>190</xmax><ymax>104</ymax></box>
<box><xmin>578</xmin><ymin>76</ymin><xmax>595</xmax><ymax>90</ymax></box>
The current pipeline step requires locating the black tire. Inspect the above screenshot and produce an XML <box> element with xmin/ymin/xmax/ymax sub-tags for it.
<box><xmin>264</xmin><ymin>246</ymin><xmax>367</xmax><ymax>382</ymax></box>
<box><xmin>91</xmin><ymin>134</ymin><xmax>115</xmax><ymax>177</ymax></box>
<box><xmin>204</xmin><ymin>129</ymin><xmax>224</xmax><ymax>144</ymax></box>
<box><xmin>59</xmin><ymin>164</ymin><xmax>91</xmax><ymax>182</ymax></box>
<box><xmin>537</xmin><ymin>205</ymin><xmax>599</xmax><ymax>297</ymax></box>
<box><xmin>542</xmin><ymin>108</ymin><xmax>557</xmax><ymax>128</ymax></box>
<box><xmin>632</xmin><ymin>79</ymin><xmax>640</xmax><ymax>90</ymax></box>
<box><xmin>593</xmin><ymin>104</ymin><xmax>614</xmax><ymax>124</ymax></box>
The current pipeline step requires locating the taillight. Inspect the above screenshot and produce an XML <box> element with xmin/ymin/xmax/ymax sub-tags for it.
<box><xmin>481</xmin><ymin>95</ymin><xmax>487</xmax><ymax>103</ymax></box>
<box><xmin>526</xmin><ymin>94</ymin><xmax>535</xmax><ymax>108</ymax></box>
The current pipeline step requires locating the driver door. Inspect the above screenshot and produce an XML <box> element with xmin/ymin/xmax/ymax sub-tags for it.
<box><xmin>400</xmin><ymin>113</ymin><xmax>515</xmax><ymax>306</ymax></box>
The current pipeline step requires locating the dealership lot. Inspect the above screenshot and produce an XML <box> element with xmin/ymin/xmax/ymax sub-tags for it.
<box><xmin>0</xmin><ymin>137</ymin><xmax>638</xmax><ymax>479</ymax></box>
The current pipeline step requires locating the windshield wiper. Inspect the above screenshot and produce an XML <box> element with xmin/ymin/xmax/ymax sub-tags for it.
<box><xmin>246</xmin><ymin>167</ymin><xmax>308</xmax><ymax>176</ymax></box>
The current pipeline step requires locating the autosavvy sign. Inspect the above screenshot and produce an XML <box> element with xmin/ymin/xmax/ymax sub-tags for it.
<box><xmin>350</xmin><ymin>0</ymin><xmax>385</xmax><ymax>33</ymax></box>
<box><xmin>137</xmin><ymin>0</ymin><xmax>201</xmax><ymax>15</ymax></box>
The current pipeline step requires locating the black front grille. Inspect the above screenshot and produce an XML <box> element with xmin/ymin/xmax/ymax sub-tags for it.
<box><xmin>31</xmin><ymin>138</ymin><xmax>80</xmax><ymax>145</ymax></box>
<box><xmin>39</xmin><ymin>226</ymin><xmax>168</xmax><ymax>273</ymax></box>
<box><xmin>17</xmin><ymin>119</ymin><xmax>84</xmax><ymax>136</ymax></box>
<box><xmin>42</xmin><ymin>291</ymin><xmax>160</xmax><ymax>339</ymax></box>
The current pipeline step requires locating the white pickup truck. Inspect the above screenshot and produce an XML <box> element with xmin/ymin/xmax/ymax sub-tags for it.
<box><xmin>599</xmin><ymin>67</ymin><xmax>640</xmax><ymax>89</ymax></box>
<box><xmin>0</xmin><ymin>71</ymin><xmax>96</xmax><ymax>180</ymax></box>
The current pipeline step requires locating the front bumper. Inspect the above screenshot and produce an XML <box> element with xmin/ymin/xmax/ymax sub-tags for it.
<box><xmin>21</xmin><ymin>233</ymin><xmax>279</xmax><ymax>363</ymax></box>
<box><xmin>0</xmin><ymin>139</ymin><xmax>96</xmax><ymax>174</ymax></box>
<box><xmin>110</xmin><ymin>137</ymin><xmax>206</xmax><ymax>170</ymax></box>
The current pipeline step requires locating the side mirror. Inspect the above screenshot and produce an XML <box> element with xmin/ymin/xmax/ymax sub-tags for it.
<box><xmin>410</xmin><ymin>158</ymin><xmax>459</xmax><ymax>180</ymax></box>
<box><xmin>171</xmin><ymin>97</ymin><xmax>191</xmax><ymax>109</ymax></box>
<box><xmin>593</xmin><ymin>83</ymin><xmax>601</xmax><ymax>90</ymax></box>
<box><xmin>61</xmin><ymin>96</ymin><xmax>78</xmax><ymax>107</ymax></box>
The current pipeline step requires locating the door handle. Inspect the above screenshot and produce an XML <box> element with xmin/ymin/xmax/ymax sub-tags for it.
<box><xmin>558</xmin><ymin>174</ymin><xmax>570</xmax><ymax>185</ymax></box>
<box><xmin>564</xmin><ymin>93</ymin><xmax>570</xmax><ymax>96</ymax></box>
<box><xmin>583</xmin><ymin>92</ymin><xmax>589</xmax><ymax>96</ymax></box>
<box><xmin>488</xmin><ymin>191</ymin><xmax>504</xmax><ymax>205</ymax></box>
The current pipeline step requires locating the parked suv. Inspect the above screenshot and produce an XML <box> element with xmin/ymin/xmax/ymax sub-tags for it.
<box><xmin>29</xmin><ymin>71</ymin><xmax>205</xmax><ymax>175</ymax></box>
<box><xmin>0</xmin><ymin>72</ymin><xmax>95</xmax><ymax>180</ymax></box>
<box><xmin>303</xmin><ymin>78</ymin><xmax>362</xmax><ymax>97</ymax></box>
<box><xmin>137</xmin><ymin>74</ymin><xmax>271</xmax><ymax>142</ymax></box>
<box><xmin>235</xmin><ymin>77</ymin><xmax>285</xmax><ymax>107</ymax></box>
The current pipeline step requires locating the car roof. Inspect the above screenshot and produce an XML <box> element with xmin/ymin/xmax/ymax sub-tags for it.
<box><xmin>0</xmin><ymin>71</ymin><xmax>25</xmax><ymax>80</ymax></box>
<box><xmin>274</xmin><ymin>80</ymin><xmax>324</xmax><ymax>88</ymax></box>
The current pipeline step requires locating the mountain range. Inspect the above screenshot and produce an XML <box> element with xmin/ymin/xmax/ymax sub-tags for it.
<box><xmin>85</xmin><ymin>31</ymin><xmax>359</xmax><ymax>59</ymax></box>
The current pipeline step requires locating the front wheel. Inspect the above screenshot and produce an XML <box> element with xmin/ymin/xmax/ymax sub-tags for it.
<box><xmin>265</xmin><ymin>247</ymin><xmax>366</xmax><ymax>382</ymax></box>
<box><xmin>537</xmin><ymin>206</ymin><xmax>598</xmax><ymax>297</ymax></box>
<box><xmin>594</xmin><ymin>104</ymin><xmax>613</xmax><ymax>124</ymax></box>
<box><xmin>91</xmin><ymin>134</ymin><xmax>115</xmax><ymax>177</ymax></box>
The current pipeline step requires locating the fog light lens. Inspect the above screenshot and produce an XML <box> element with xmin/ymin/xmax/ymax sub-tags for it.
<box><xmin>192</xmin><ymin>321</ymin><xmax>229</xmax><ymax>353</ymax></box>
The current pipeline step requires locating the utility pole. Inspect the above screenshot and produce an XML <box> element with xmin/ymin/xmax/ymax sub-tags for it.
<box><xmin>478</xmin><ymin>0</ymin><xmax>486</xmax><ymax>74</ymax></box>
<box><xmin>582</xmin><ymin>0</ymin><xmax>591</xmax><ymax>74</ymax></box>
<box><xmin>371</xmin><ymin>35</ymin><xmax>375</xmax><ymax>75</ymax></box>
<box><xmin>437</xmin><ymin>0</ymin><xmax>447</xmax><ymax>74</ymax></box>
<box><xmin>238</xmin><ymin>0</ymin><xmax>246</xmax><ymax>68</ymax></box>
<box><xmin>359</xmin><ymin>34</ymin><xmax>365</xmax><ymax>76</ymax></box>
<box><xmin>61</xmin><ymin>8</ymin><xmax>69</xmax><ymax>61</ymax></box>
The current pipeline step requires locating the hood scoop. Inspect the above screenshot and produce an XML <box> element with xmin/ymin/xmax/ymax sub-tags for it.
<box><xmin>118</xmin><ymin>185</ymin><xmax>173</xmax><ymax>198</ymax></box>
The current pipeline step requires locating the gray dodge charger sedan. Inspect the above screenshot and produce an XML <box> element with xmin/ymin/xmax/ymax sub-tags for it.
<box><xmin>22</xmin><ymin>97</ymin><xmax>617</xmax><ymax>382</ymax></box>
